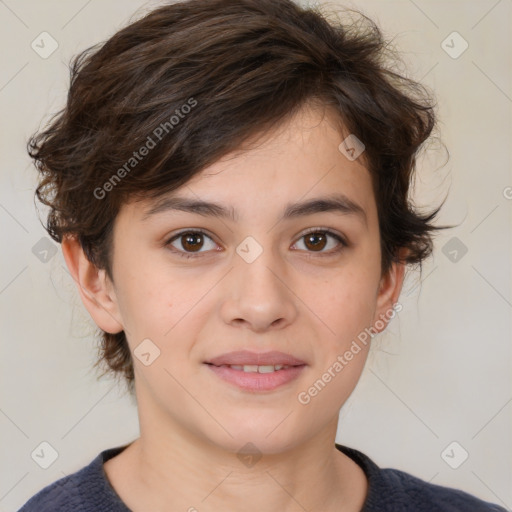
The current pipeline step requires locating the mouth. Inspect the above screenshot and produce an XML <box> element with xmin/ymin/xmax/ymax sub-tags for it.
<box><xmin>205</xmin><ymin>363</ymin><xmax>301</xmax><ymax>373</ymax></box>
<box><xmin>203</xmin><ymin>351</ymin><xmax>307</xmax><ymax>391</ymax></box>
<box><xmin>204</xmin><ymin>349</ymin><xmax>307</xmax><ymax>367</ymax></box>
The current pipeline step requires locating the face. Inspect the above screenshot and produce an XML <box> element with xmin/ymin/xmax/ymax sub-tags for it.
<box><xmin>72</xmin><ymin>103</ymin><xmax>404</xmax><ymax>455</ymax></box>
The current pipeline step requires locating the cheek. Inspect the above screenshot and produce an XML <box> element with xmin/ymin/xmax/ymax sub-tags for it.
<box><xmin>115</xmin><ymin>263</ymin><xmax>214</xmax><ymax>360</ymax></box>
<box><xmin>311</xmin><ymin>272</ymin><xmax>378</xmax><ymax>345</ymax></box>
<box><xmin>112</xmin><ymin>259</ymin><xmax>174</xmax><ymax>337</ymax></box>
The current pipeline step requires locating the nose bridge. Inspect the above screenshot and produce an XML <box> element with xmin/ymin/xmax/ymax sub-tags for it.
<box><xmin>234</xmin><ymin>232</ymin><xmax>287</xmax><ymax>298</ymax></box>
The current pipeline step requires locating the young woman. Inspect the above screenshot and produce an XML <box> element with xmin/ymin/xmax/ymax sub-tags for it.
<box><xmin>20</xmin><ymin>0</ymin><xmax>507</xmax><ymax>510</ymax></box>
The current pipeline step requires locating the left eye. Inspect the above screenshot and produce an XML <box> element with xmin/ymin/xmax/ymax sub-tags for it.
<box><xmin>165</xmin><ymin>229</ymin><xmax>347</xmax><ymax>259</ymax></box>
<box><xmin>292</xmin><ymin>229</ymin><xmax>346</xmax><ymax>254</ymax></box>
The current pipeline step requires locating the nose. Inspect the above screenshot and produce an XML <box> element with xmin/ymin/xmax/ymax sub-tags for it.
<box><xmin>219</xmin><ymin>243</ymin><xmax>298</xmax><ymax>333</ymax></box>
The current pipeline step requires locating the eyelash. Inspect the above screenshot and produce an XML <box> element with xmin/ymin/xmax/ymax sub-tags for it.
<box><xmin>165</xmin><ymin>227</ymin><xmax>348</xmax><ymax>260</ymax></box>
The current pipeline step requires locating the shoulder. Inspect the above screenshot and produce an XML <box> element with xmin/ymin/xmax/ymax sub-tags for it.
<box><xmin>17</xmin><ymin>471</ymin><xmax>82</xmax><ymax>512</ymax></box>
<box><xmin>336</xmin><ymin>444</ymin><xmax>508</xmax><ymax>512</ymax></box>
<box><xmin>17</xmin><ymin>446</ymin><xmax>129</xmax><ymax>512</ymax></box>
<box><xmin>377</xmin><ymin>466</ymin><xmax>507</xmax><ymax>511</ymax></box>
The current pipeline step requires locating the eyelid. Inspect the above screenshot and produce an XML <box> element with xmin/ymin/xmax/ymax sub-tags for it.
<box><xmin>164</xmin><ymin>228</ymin><xmax>219</xmax><ymax>258</ymax></box>
<box><xmin>167</xmin><ymin>227</ymin><xmax>217</xmax><ymax>241</ymax></box>
<box><xmin>299</xmin><ymin>226</ymin><xmax>348</xmax><ymax>245</ymax></box>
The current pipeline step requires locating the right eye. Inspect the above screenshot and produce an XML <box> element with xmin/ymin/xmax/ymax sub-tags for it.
<box><xmin>165</xmin><ymin>230</ymin><xmax>219</xmax><ymax>259</ymax></box>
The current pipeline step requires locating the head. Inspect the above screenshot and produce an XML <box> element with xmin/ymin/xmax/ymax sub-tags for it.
<box><xmin>29</xmin><ymin>0</ymin><xmax>450</xmax><ymax>452</ymax></box>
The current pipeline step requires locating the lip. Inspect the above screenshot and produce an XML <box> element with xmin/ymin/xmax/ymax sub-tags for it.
<box><xmin>205</xmin><ymin>350</ymin><xmax>307</xmax><ymax>367</ymax></box>
<box><xmin>204</xmin><ymin>350</ymin><xmax>307</xmax><ymax>392</ymax></box>
<box><xmin>205</xmin><ymin>364</ymin><xmax>306</xmax><ymax>392</ymax></box>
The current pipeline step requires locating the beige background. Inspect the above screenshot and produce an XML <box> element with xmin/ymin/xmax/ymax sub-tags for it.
<box><xmin>0</xmin><ymin>0</ymin><xmax>510</xmax><ymax>510</ymax></box>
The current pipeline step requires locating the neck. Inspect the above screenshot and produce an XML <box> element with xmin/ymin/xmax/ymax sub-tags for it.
<box><xmin>105</xmin><ymin>389</ymin><xmax>368</xmax><ymax>512</ymax></box>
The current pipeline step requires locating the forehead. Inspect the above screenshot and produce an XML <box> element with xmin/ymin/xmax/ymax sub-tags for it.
<box><xmin>124</xmin><ymin>103</ymin><xmax>376</xmax><ymax>226</ymax></box>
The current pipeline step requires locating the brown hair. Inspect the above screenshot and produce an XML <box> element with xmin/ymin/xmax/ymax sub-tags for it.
<box><xmin>28</xmin><ymin>0</ymin><xmax>452</xmax><ymax>394</ymax></box>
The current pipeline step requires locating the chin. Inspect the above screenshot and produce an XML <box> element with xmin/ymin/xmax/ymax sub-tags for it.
<box><xmin>203</xmin><ymin>415</ymin><xmax>306</xmax><ymax>456</ymax></box>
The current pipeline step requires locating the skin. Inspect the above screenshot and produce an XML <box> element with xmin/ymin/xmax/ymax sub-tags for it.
<box><xmin>62</xmin><ymin>102</ymin><xmax>406</xmax><ymax>512</ymax></box>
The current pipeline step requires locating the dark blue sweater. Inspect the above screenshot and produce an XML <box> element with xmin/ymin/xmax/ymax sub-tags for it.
<box><xmin>18</xmin><ymin>443</ymin><xmax>509</xmax><ymax>511</ymax></box>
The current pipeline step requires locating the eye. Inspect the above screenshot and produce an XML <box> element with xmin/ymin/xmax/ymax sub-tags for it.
<box><xmin>165</xmin><ymin>230</ymin><xmax>218</xmax><ymax>259</ymax></box>
<box><xmin>292</xmin><ymin>228</ymin><xmax>347</xmax><ymax>256</ymax></box>
<box><xmin>165</xmin><ymin>228</ymin><xmax>348</xmax><ymax>259</ymax></box>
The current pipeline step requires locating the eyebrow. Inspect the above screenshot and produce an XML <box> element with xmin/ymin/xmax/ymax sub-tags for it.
<box><xmin>141</xmin><ymin>193</ymin><xmax>367</xmax><ymax>227</ymax></box>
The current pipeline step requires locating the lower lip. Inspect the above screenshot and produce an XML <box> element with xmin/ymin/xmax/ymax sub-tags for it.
<box><xmin>205</xmin><ymin>364</ymin><xmax>306</xmax><ymax>391</ymax></box>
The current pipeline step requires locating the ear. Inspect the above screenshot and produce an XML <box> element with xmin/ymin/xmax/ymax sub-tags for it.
<box><xmin>61</xmin><ymin>235</ymin><xmax>123</xmax><ymax>334</ymax></box>
<box><xmin>371</xmin><ymin>249</ymin><xmax>408</xmax><ymax>334</ymax></box>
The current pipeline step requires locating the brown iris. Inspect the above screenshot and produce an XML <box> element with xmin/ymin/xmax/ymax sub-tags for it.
<box><xmin>303</xmin><ymin>232</ymin><xmax>327</xmax><ymax>252</ymax></box>
<box><xmin>180</xmin><ymin>232</ymin><xmax>204</xmax><ymax>252</ymax></box>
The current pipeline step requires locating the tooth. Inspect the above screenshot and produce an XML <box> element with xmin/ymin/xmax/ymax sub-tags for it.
<box><xmin>258</xmin><ymin>365</ymin><xmax>276</xmax><ymax>373</ymax></box>
<box><xmin>243</xmin><ymin>365</ymin><xmax>259</xmax><ymax>373</ymax></box>
<box><xmin>274</xmin><ymin>365</ymin><xmax>283</xmax><ymax>370</ymax></box>
<box><xmin>230</xmin><ymin>365</ymin><xmax>243</xmax><ymax>370</ymax></box>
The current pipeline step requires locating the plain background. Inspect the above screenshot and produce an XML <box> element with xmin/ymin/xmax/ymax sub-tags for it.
<box><xmin>0</xmin><ymin>0</ymin><xmax>510</xmax><ymax>511</ymax></box>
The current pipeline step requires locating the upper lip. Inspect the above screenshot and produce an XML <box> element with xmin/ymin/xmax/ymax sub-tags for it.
<box><xmin>205</xmin><ymin>350</ymin><xmax>307</xmax><ymax>367</ymax></box>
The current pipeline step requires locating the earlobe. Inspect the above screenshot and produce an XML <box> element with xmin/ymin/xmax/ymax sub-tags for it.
<box><xmin>61</xmin><ymin>235</ymin><xmax>124</xmax><ymax>334</ymax></box>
